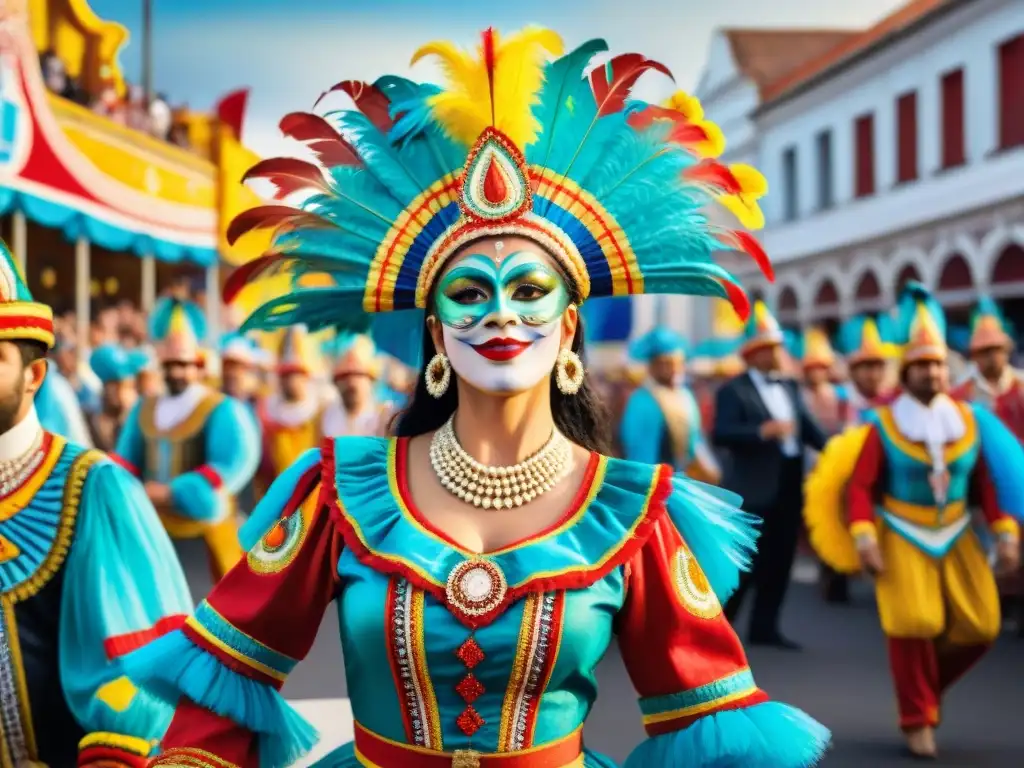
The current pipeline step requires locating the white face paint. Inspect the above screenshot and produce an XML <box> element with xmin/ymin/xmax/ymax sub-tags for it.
<box><xmin>435</xmin><ymin>248</ymin><xmax>570</xmax><ymax>395</ymax></box>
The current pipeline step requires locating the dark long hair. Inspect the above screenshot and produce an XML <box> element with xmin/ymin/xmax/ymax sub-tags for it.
<box><xmin>393</xmin><ymin>313</ymin><xmax>613</xmax><ymax>454</ymax></box>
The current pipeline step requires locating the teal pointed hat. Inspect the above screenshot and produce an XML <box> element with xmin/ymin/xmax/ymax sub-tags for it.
<box><xmin>220</xmin><ymin>331</ymin><xmax>258</xmax><ymax>365</ymax></box>
<box><xmin>332</xmin><ymin>332</ymin><xmax>380</xmax><ymax>379</ymax></box>
<box><xmin>968</xmin><ymin>295</ymin><xmax>1014</xmax><ymax>353</ymax></box>
<box><xmin>0</xmin><ymin>239</ymin><xmax>55</xmax><ymax>348</ymax></box>
<box><xmin>740</xmin><ymin>300</ymin><xmax>783</xmax><ymax>355</ymax></box>
<box><xmin>895</xmin><ymin>281</ymin><xmax>947</xmax><ymax>365</ymax></box>
<box><xmin>150</xmin><ymin>297</ymin><xmax>207</xmax><ymax>363</ymax></box>
<box><xmin>628</xmin><ymin>325</ymin><xmax>689</xmax><ymax>362</ymax></box>
<box><xmin>836</xmin><ymin>314</ymin><xmax>897</xmax><ymax>365</ymax></box>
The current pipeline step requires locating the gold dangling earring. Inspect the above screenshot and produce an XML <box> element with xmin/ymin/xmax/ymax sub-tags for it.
<box><xmin>425</xmin><ymin>353</ymin><xmax>451</xmax><ymax>398</ymax></box>
<box><xmin>555</xmin><ymin>348</ymin><xmax>584</xmax><ymax>395</ymax></box>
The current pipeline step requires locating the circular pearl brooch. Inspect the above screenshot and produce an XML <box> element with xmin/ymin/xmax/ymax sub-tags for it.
<box><xmin>429</xmin><ymin>416</ymin><xmax>573</xmax><ymax>510</ymax></box>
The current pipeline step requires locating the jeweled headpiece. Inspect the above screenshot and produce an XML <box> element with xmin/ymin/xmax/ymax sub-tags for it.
<box><xmin>224</xmin><ymin>27</ymin><xmax>772</xmax><ymax>335</ymax></box>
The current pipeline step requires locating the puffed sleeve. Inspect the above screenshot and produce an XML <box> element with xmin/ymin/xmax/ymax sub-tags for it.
<box><xmin>617</xmin><ymin>475</ymin><xmax>830</xmax><ymax>767</ymax></box>
<box><xmin>112</xmin><ymin>401</ymin><xmax>146</xmax><ymax>477</ymax></box>
<box><xmin>167</xmin><ymin>397</ymin><xmax>261</xmax><ymax>523</ymax></box>
<box><xmin>60</xmin><ymin>456</ymin><xmax>193</xmax><ymax>767</ymax></box>
<box><xmin>122</xmin><ymin>450</ymin><xmax>339</xmax><ymax>768</ymax></box>
<box><xmin>971</xmin><ymin>403</ymin><xmax>1024</xmax><ymax>524</ymax></box>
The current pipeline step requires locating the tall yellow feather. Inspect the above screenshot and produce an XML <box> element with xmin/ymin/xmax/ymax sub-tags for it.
<box><xmin>413</xmin><ymin>27</ymin><xmax>563</xmax><ymax>149</ymax></box>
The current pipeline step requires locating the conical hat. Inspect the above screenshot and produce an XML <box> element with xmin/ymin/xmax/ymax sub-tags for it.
<box><xmin>968</xmin><ymin>296</ymin><xmax>1013</xmax><ymax>353</ymax></box>
<box><xmin>800</xmin><ymin>326</ymin><xmax>836</xmax><ymax>369</ymax></box>
<box><xmin>277</xmin><ymin>324</ymin><xmax>318</xmax><ymax>375</ymax></box>
<box><xmin>150</xmin><ymin>298</ymin><xmax>205</xmax><ymax>364</ymax></box>
<box><xmin>0</xmin><ymin>239</ymin><xmax>54</xmax><ymax>348</ymax></box>
<box><xmin>740</xmin><ymin>300</ymin><xmax>783</xmax><ymax>356</ymax></box>
<box><xmin>333</xmin><ymin>334</ymin><xmax>380</xmax><ymax>379</ymax></box>
<box><xmin>896</xmin><ymin>282</ymin><xmax>947</xmax><ymax>365</ymax></box>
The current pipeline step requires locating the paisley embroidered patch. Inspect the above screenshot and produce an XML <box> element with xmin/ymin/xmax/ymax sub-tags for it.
<box><xmin>672</xmin><ymin>544</ymin><xmax>721</xmax><ymax>619</ymax></box>
<box><xmin>247</xmin><ymin>512</ymin><xmax>305</xmax><ymax>574</ymax></box>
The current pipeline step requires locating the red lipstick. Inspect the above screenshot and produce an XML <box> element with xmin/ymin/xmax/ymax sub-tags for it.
<box><xmin>472</xmin><ymin>338</ymin><xmax>531</xmax><ymax>362</ymax></box>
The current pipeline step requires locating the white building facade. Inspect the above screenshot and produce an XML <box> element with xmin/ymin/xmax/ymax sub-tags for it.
<box><xmin>696</xmin><ymin>0</ymin><xmax>1024</xmax><ymax>335</ymax></box>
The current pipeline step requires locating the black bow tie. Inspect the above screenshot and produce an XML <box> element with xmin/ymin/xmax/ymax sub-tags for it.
<box><xmin>765</xmin><ymin>373</ymin><xmax>784</xmax><ymax>383</ymax></box>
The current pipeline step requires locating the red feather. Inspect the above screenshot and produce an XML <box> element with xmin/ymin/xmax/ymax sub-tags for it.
<box><xmin>482</xmin><ymin>27</ymin><xmax>497</xmax><ymax>125</ymax></box>
<box><xmin>279</xmin><ymin>112</ymin><xmax>361</xmax><ymax>167</ymax></box>
<box><xmin>223</xmin><ymin>252</ymin><xmax>291</xmax><ymax>304</ymax></box>
<box><xmin>684</xmin><ymin>160</ymin><xmax>740</xmax><ymax>194</ymax></box>
<box><xmin>666</xmin><ymin>122</ymin><xmax>710</xmax><ymax>147</ymax></box>
<box><xmin>590</xmin><ymin>53</ymin><xmax>673</xmax><ymax>117</ymax></box>
<box><xmin>314</xmin><ymin>81</ymin><xmax>394</xmax><ymax>134</ymax></box>
<box><xmin>243</xmin><ymin>157</ymin><xmax>332</xmax><ymax>199</ymax></box>
<box><xmin>719</xmin><ymin>230</ymin><xmax>774</xmax><ymax>282</ymax></box>
<box><xmin>226</xmin><ymin>205</ymin><xmax>330</xmax><ymax>246</ymax></box>
<box><xmin>626</xmin><ymin>104</ymin><xmax>682</xmax><ymax>130</ymax></box>
<box><xmin>721</xmin><ymin>279</ymin><xmax>751</xmax><ymax>322</ymax></box>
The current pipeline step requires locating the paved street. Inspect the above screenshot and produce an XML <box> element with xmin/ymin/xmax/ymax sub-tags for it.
<box><xmin>178</xmin><ymin>539</ymin><xmax>1024</xmax><ymax>766</ymax></box>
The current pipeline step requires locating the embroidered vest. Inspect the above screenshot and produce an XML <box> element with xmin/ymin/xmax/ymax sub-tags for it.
<box><xmin>0</xmin><ymin>435</ymin><xmax>101</xmax><ymax>767</ymax></box>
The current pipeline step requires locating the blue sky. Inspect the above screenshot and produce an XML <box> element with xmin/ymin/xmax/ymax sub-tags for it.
<box><xmin>91</xmin><ymin>0</ymin><xmax>906</xmax><ymax>157</ymax></box>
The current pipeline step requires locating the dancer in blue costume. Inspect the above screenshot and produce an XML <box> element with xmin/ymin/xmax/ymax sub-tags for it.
<box><xmin>0</xmin><ymin>241</ymin><xmax>193</xmax><ymax>767</ymax></box>
<box><xmin>114</xmin><ymin>298</ymin><xmax>261</xmax><ymax>581</ymax></box>
<box><xmin>126</xmin><ymin>27</ymin><xmax>829</xmax><ymax>768</ymax></box>
<box><xmin>620</xmin><ymin>326</ymin><xmax>720</xmax><ymax>483</ymax></box>
<box><xmin>88</xmin><ymin>343</ymin><xmax>150</xmax><ymax>452</ymax></box>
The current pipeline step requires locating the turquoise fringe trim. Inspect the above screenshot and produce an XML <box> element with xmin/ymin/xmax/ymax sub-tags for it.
<box><xmin>972</xmin><ymin>403</ymin><xmax>1024</xmax><ymax>521</ymax></box>
<box><xmin>122</xmin><ymin>631</ymin><xmax>318</xmax><ymax>768</ymax></box>
<box><xmin>667</xmin><ymin>475</ymin><xmax>759</xmax><ymax>601</ymax></box>
<box><xmin>623</xmin><ymin>701</ymin><xmax>830</xmax><ymax>768</ymax></box>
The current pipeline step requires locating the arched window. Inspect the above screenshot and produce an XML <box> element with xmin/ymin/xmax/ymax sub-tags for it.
<box><xmin>895</xmin><ymin>263</ymin><xmax>922</xmax><ymax>293</ymax></box>
<box><xmin>855</xmin><ymin>270</ymin><xmax>881</xmax><ymax>300</ymax></box>
<box><xmin>937</xmin><ymin>254</ymin><xmax>972</xmax><ymax>291</ymax></box>
<box><xmin>814</xmin><ymin>278</ymin><xmax>839</xmax><ymax>309</ymax></box>
<box><xmin>991</xmin><ymin>244</ymin><xmax>1024</xmax><ymax>286</ymax></box>
<box><xmin>778</xmin><ymin>285</ymin><xmax>798</xmax><ymax>312</ymax></box>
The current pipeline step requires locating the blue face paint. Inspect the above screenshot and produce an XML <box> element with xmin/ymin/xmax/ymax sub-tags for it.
<box><xmin>435</xmin><ymin>252</ymin><xmax>570</xmax><ymax>331</ymax></box>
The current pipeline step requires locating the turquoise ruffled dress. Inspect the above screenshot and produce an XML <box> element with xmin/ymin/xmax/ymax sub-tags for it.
<box><xmin>125</xmin><ymin>436</ymin><xmax>829</xmax><ymax>767</ymax></box>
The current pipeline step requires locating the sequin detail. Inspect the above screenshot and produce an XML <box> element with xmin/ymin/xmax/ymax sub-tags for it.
<box><xmin>456</xmin><ymin>637</ymin><xmax>485</xmax><ymax>669</ymax></box>
<box><xmin>672</xmin><ymin>544</ymin><xmax>721</xmax><ymax>619</ymax></box>
<box><xmin>498</xmin><ymin>592</ymin><xmax>563</xmax><ymax>751</ymax></box>
<box><xmin>456</xmin><ymin>706</ymin><xmax>485</xmax><ymax>738</ymax></box>
<box><xmin>455</xmin><ymin>674</ymin><xmax>485</xmax><ymax>704</ymax></box>
<box><xmin>388</xmin><ymin>579</ymin><xmax>442</xmax><ymax>749</ymax></box>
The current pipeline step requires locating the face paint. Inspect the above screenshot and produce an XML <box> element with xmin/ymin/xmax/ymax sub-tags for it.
<box><xmin>435</xmin><ymin>249</ymin><xmax>571</xmax><ymax>394</ymax></box>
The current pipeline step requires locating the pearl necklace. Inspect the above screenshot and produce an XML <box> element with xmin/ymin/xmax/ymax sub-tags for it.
<box><xmin>430</xmin><ymin>416</ymin><xmax>573</xmax><ymax>510</ymax></box>
<box><xmin>0</xmin><ymin>429</ymin><xmax>44</xmax><ymax>498</ymax></box>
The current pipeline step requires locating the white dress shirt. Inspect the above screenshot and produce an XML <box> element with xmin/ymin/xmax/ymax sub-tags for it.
<box><xmin>0</xmin><ymin>406</ymin><xmax>41</xmax><ymax>460</ymax></box>
<box><xmin>749</xmin><ymin>369</ymin><xmax>800</xmax><ymax>457</ymax></box>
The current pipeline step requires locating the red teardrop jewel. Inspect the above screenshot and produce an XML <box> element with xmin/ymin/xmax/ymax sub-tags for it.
<box><xmin>482</xmin><ymin>157</ymin><xmax>508</xmax><ymax>206</ymax></box>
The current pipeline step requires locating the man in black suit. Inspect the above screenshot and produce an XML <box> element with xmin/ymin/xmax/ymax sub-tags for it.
<box><xmin>713</xmin><ymin>304</ymin><xmax>827</xmax><ymax>650</ymax></box>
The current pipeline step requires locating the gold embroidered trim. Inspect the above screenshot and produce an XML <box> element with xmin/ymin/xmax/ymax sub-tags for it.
<box><xmin>1</xmin><ymin>597</ymin><xmax>36</xmax><ymax>759</ymax></box>
<box><xmin>6</xmin><ymin>448</ymin><xmax>100</xmax><ymax>603</ymax></box>
<box><xmin>139</xmin><ymin>391</ymin><xmax>224</xmax><ymax>442</ymax></box>
<box><xmin>149</xmin><ymin>748</ymin><xmax>240</xmax><ymax>768</ymax></box>
<box><xmin>78</xmin><ymin>731</ymin><xmax>154</xmax><ymax>756</ymax></box>
<box><xmin>672</xmin><ymin>543</ymin><xmax>721</xmax><ymax>620</ymax></box>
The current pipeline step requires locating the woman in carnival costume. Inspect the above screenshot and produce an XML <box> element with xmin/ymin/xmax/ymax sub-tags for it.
<box><xmin>126</xmin><ymin>27</ymin><xmax>829</xmax><ymax>767</ymax></box>
<box><xmin>804</xmin><ymin>282</ymin><xmax>1024</xmax><ymax>758</ymax></box>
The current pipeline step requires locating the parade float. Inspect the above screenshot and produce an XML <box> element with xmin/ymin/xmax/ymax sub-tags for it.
<box><xmin>0</xmin><ymin>0</ymin><xmax>270</xmax><ymax>359</ymax></box>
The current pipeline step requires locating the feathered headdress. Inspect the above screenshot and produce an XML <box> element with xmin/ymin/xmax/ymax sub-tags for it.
<box><xmin>836</xmin><ymin>314</ymin><xmax>897</xmax><ymax>365</ymax></box>
<box><xmin>0</xmin><ymin>239</ymin><xmax>54</xmax><ymax>348</ymax></box>
<box><xmin>223</xmin><ymin>27</ymin><xmax>772</xmax><ymax>337</ymax></box>
<box><xmin>740</xmin><ymin>300</ymin><xmax>783</xmax><ymax>356</ymax></box>
<box><xmin>896</xmin><ymin>282</ymin><xmax>946</xmax><ymax>365</ymax></box>
<box><xmin>967</xmin><ymin>295</ymin><xmax>1014</xmax><ymax>353</ymax></box>
<box><xmin>628</xmin><ymin>325</ymin><xmax>689</xmax><ymax>362</ymax></box>
<box><xmin>149</xmin><ymin>298</ymin><xmax>206</xmax><ymax>364</ymax></box>
<box><xmin>89</xmin><ymin>344</ymin><xmax>150</xmax><ymax>384</ymax></box>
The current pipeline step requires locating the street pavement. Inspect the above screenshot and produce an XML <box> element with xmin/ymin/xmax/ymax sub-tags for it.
<box><xmin>177</xmin><ymin>539</ymin><xmax>1024</xmax><ymax>766</ymax></box>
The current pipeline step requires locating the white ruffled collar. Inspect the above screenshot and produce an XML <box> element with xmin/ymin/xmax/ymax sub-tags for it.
<box><xmin>890</xmin><ymin>392</ymin><xmax>965</xmax><ymax>473</ymax></box>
